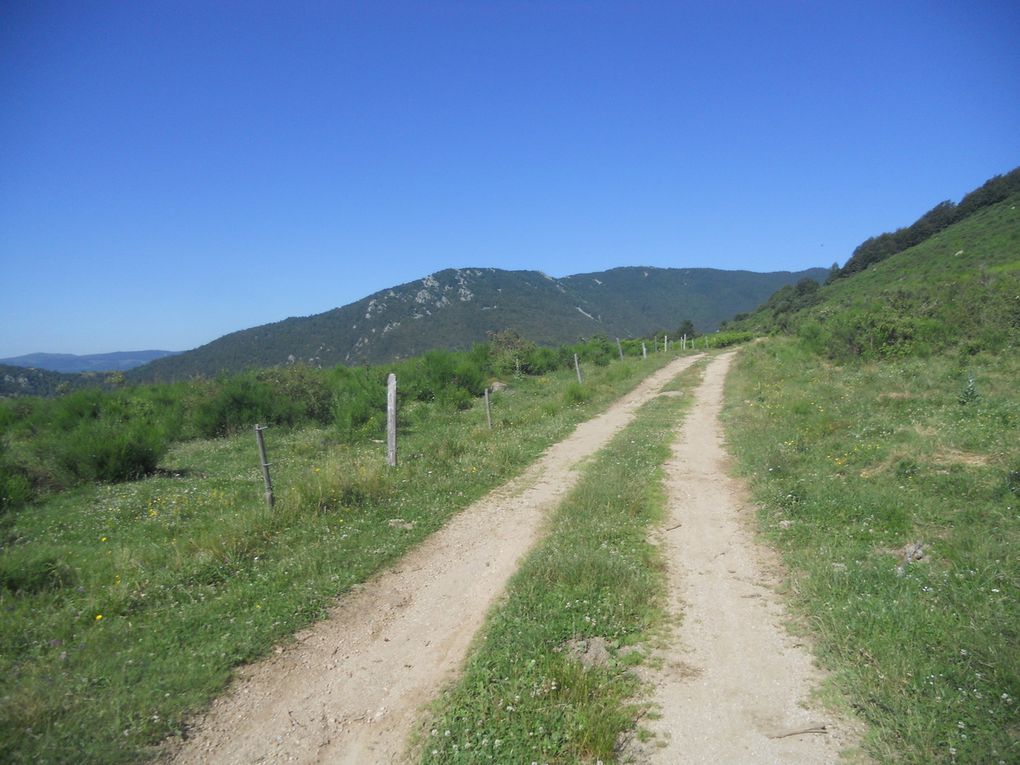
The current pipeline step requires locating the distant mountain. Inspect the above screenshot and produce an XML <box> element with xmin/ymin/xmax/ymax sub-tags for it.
<box><xmin>0</xmin><ymin>350</ymin><xmax>179</xmax><ymax>374</ymax></box>
<box><xmin>131</xmin><ymin>266</ymin><xmax>826</xmax><ymax>381</ymax></box>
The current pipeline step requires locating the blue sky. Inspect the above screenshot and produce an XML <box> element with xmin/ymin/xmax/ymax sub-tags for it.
<box><xmin>1</xmin><ymin>1</ymin><xmax>1018</xmax><ymax>357</ymax></box>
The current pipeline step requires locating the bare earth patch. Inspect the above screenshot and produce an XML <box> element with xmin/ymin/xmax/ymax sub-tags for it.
<box><xmin>162</xmin><ymin>355</ymin><xmax>700</xmax><ymax>765</ymax></box>
<box><xmin>636</xmin><ymin>352</ymin><xmax>866</xmax><ymax>764</ymax></box>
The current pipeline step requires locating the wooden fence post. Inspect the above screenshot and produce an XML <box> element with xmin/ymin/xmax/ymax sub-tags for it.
<box><xmin>387</xmin><ymin>373</ymin><xmax>397</xmax><ymax>467</ymax></box>
<box><xmin>484</xmin><ymin>387</ymin><xmax>492</xmax><ymax>430</ymax></box>
<box><xmin>574</xmin><ymin>353</ymin><xmax>583</xmax><ymax>384</ymax></box>
<box><xmin>642</xmin><ymin>342</ymin><xmax>647</xmax><ymax>359</ymax></box>
<box><xmin>254</xmin><ymin>424</ymin><xmax>274</xmax><ymax>509</ymax></box>
<box><xmin>616</xmin><ymin>337</ymin><xmax>624</xmax><ymax>360</ymax></box>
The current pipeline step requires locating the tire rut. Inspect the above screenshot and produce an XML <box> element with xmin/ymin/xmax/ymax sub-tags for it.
<box><xmin>636</xmin><ymin>352</ymin><xmax>865</xmax><ymax>764</ymax></box>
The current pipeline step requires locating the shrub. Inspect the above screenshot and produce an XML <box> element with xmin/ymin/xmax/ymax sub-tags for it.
<box><xmin>331</xmin><ymin>367</ymin><xmax>385</xmax><ymax>442</ymax></box>
<box><xmin>194</xmin><ymin>375</ymin><xmax>301</xmax><ymax>437</ymax></box>
<box><xmin>51</xmin><ymin>419</ymin><xmax>167</xmax><ymax>483</ymax></box>
<box><xmin>403</xmin><ymin>349</ymin><xmax>486</xmax><ymax>409</ymax></box>
<box><xmin>257</xmin><ymin>365</ymin><xmax>334</xmax><ymax>425</ymax></box>
<box><xmin>488</xmin><ymin>330</ymin><xmax>539</xmax><ymax>377</ymax></box>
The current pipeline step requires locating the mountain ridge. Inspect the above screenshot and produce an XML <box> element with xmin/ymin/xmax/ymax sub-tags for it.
<box><xmin>130</xmin><ymin>265</ymin><xmax>826</xmax><ymax>381</ymax></box>
<box><xmin>0</xmin><ymin>350</ymin><xmax>179</xmax><ymax>374</ymax></box>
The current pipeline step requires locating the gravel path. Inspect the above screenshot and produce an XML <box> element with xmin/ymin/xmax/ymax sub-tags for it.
<box><xmin>639</xmin><ymin>352</ymin><xmax>864</xmax><ymax>763</ymax></box>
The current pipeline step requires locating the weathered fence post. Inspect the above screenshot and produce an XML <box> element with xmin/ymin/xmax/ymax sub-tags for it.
<box><xmin>387</xmin><ymin>373</ymin><xmax>397</xmax><ymax>467</ymax></box>
<box><xmin>642</xmin><ymin>342</ymin><xmax>647</xmax><ymax>359</ymax></box>
<box><xmin>574</xmin><ymin>353</ymin><xmax>583</xmax><ymax>384</ymax></box>
<box><xmin>484</xmin><ymin>386</ymin><xmax>492</xmax><ymax>430</ymax></box>
<box><xmin>665</xmin><ymin>335</ymin><xmax>668</xmax><ymax>352</ymax></box>
<box><xmin>254</xmin><ymin>424</ymin><xmax>274</xmax><ymax>509</ymax></box>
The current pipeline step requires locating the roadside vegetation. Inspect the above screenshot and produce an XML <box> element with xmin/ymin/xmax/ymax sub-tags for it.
<box><xmin>0</xmin><ymin>330</ymin><xmax>744</xmax><ymax>764</ymax></box>
<box><xmin>418</xmin><ymin>360</ymin><xmax>705</xmax><ymax>764</ymax></box>
<box><xmin>722</xmin><ymin>191</ymin><xmax>1019</xmax><ymax>763</ymax></box>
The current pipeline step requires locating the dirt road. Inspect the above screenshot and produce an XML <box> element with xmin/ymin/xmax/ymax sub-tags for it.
<box><xmin>164</xmin><ymin>354</ymin><xmax>701</xmax><ymax>765</ymax></box>
<box><xmin>639</xmin><ymin>352</ymin><xmax>862</xmax><ymax>763</ymax></box>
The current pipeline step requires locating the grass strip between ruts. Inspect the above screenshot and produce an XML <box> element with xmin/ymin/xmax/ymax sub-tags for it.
<box><xmin>417</xmin><ymin>360</ymin><xmax>706</xmax><ymax>764</ymax></box>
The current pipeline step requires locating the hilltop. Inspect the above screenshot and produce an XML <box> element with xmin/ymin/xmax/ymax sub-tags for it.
<box><xmin>131</xmin><ymin>265</ymin><xmax>824</xmax><ymax>381</ymax></box>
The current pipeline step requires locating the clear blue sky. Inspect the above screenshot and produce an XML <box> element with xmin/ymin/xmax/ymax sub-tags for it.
<box><xmin>2</xmin><ymin>1</ymin><xmax>1018</xmax><ymax>357</ymax></box>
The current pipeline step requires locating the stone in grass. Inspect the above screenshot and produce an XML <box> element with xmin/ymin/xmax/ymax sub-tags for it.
<box><xmin>387</xmin><ymin>518</ymin><xmax>415</xmax><ymax>530</ymax></box>
<box><xmin>561</xmin><ymin>636</ymin><xmax>612</xmax><ymax>669</ymax></box>
<box><xmin>894</xmin><ymin>541</ymin><xmax>925</xmax><ymax>576</ymax></box>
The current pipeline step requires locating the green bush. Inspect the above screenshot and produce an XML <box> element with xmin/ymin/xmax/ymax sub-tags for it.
<box><xmin>257</xmin><ymin>365</ymin><xmax>335</xmax><ymax>425</ymax></box>
<box><xmin>50</xmin><ymin>418</ymin><xmax>167</xmax><ymax>483</ymax></box>
<box><xmin>330</xmin><ymin>367</ymin><xmax>385</xmax><ymax>442</ymax></box>
<box><xmin>402</xmin><ymin>349</ymin><xmax>486</xmax><ymax>409</ymax></box>
<box><xmin>194</xmin><ymin>375</ymin><xmax>301</xmax><ymax>438</ymax></box>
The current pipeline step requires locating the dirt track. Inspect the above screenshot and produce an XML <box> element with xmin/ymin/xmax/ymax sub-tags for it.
<box><xmin>164</xmin><ymin>354</ymin><xmax>701</xmax><ymax>764</ymax></box>
<box><xmin>638</xmin><ymin>352</ymin><xmax>862</xmax><ymax>763</ymax></box>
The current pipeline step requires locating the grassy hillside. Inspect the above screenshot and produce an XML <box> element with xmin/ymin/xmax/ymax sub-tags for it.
<box><xmin>131</xmin><ymin>265</ymin><xmax>824</xmax><ymax>381</ymax></box>
<box><xmin>834</xmin><ymin>166</ymin><xmax>1019</xmax><ymax>280</ymax></box>
<box><xmin>733</xmin><ymin>191</ymin><xmax>1020</xmax><ymax>357</ymax></box>
<box><xmin>722</xmin><ymin>191</ymin><xmax>1019</xmax><ymax>762</ymax></box>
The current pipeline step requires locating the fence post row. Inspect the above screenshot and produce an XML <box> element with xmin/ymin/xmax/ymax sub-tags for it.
<box><xmin>254</xmin><ymin>424</ymin><xmax>274</xmax><ymax>509</ymax></box>
<box><xmin>387</xmin><ymin>373</ymin><xmax>397</xmax><ymax>467</ymax></box>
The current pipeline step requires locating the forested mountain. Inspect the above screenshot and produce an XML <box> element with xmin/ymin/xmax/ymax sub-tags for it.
<box><xmin>131</xmin><ymin>266</ymin><xmax>825</xmax><ymax>381</ymax></box>
<box><xmin>0</xmin><ymin>364</ymin><xmax>89</xmax><ymax>397</ymax></box>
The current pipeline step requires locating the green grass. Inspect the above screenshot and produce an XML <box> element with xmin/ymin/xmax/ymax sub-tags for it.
<box><xmin>0</xmin><ymin>351</ymin><xmax>684</xmax><ymax>764</ymax></box>
<box><xmin>417</xmin><ymin>361</ymin><xmax>705</xmax><ymax>764</ymax></box>
<box><xmin>723</xmin><ymin>338</ymin><xmax>1019</xmax><ymax>764</ymax></box>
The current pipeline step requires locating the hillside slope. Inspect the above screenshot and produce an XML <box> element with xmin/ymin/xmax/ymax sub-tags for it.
<box><xmin>132</xmin><ymin>265</ymin><xmax>824</xmax><ymax>380</ymax></box>
<box><xmin>731</xmin><ymin>191</ymin><xmax>1020</xmax><ymax>358</ymax></box>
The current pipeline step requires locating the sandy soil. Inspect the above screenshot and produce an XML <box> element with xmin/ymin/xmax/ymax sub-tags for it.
<box><xmin>162</xmin><ymin>354</ymin><xmax>700</xmax><ymax>765</ymax></box>
<box><xmin>637</xmin><ymin>352</ymin><xmax>864</xmax><ymax>764</ymax></box>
